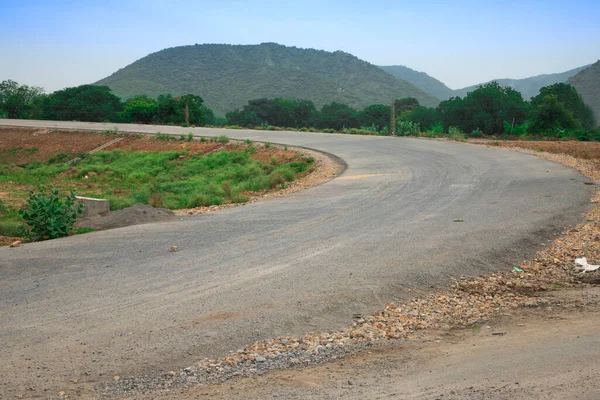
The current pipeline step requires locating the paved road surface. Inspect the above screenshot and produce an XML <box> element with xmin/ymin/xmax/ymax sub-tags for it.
<box><xmin>0</xmin><ymin>120</ymin><xmax>595</xmax><ymax>397</ymax></box>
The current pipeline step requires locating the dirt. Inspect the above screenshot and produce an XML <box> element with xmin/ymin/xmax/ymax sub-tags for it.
<box><xmin>164</xmin><ymin>287</ymin><xmax>600</xmax><ymax>400</ymax></box>
<box><xmin>74</xmin><ymin>203</ymin><xmax>176</xmax><ymax>231</ymax></box>
<box><xmin>0</xmin><ymin>126</ymin><xmax>302</xmax><ymax>165</ymax></box>
<box><xmin>482</xmin><ymin>139</ymin><xmax>600</xmax><ymax>160</ymax></box>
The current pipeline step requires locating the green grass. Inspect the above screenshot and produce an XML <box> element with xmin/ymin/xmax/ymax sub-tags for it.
<box><xmin>0</xmin><ymin>148</ymin><xmax>312</xmax><ymax>212</ymax></box>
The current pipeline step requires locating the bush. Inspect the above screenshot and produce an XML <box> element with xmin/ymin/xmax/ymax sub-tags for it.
<box><xmin>216</xmin><ymin>135</ymin><xmax>229</xmax><ymax>144</ymax></box>
<box><xmin>0</xmin><ymin>221</ymin><xmax>22</xmax><ymax>237</ymax></box>
<box><xmin>395</xmin><ymin>120</ymin><xmax>421</xmax><ymax>136</ymax></box>
<box><xmin>469</xmin><ymin>129</ymin><xmax>484</xmax><ymax>138</ymax></box>
<box><xmin>18</xmin><ymin>187</ymin><xmax>83</xmax><ymax>241</ymax></box>
<box><xmin>448</xmin><ymin>126</ymin><xmax>467</xmax><ymax>142</ymax></box>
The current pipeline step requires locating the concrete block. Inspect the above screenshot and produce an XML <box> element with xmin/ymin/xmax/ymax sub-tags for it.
<box><xmin>76</xmin><ymin>196</ymin><xmax>110</xmax><ymax>218</ymax></box>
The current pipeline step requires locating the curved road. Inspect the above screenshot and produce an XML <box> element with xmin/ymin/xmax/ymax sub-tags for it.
<box><xmin>0</xmin><ymin>120</ymin><xmax>595</xmax><ymax>397</ymax></box>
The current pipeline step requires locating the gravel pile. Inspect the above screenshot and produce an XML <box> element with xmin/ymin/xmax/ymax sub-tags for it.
<box><xmin>101</xmin><ymin>145</ymin><xmax>600</xmax><ymax>398</ymax></box>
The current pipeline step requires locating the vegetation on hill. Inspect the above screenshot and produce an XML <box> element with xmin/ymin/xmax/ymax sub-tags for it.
<box><xmin>379</xmin><ymin>65</ymin><xmax>454</xmax><ymax>100</ymax></box>
<box><xmin>452</xmin><ymin>64</ymin><xmax>590</xmax><ymax>100</ymax></box>
<box><xmin>95</xmin><ymin>43</ymin><xmax>440</xmax><ymax>115</ymax></box>
<box><xmin>568</xmin><ymin>61</ymin><xmax>600</xmax><ymax>127</ymax></box>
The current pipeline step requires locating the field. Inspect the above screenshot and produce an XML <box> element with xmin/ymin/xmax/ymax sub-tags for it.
<box><xmin>0</xmin><ymin>127</ymin><xmax>315</xmax><ymax>243</ymax></box>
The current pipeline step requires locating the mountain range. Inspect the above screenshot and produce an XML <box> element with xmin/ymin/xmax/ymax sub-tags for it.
<box><xmin>96</xmin><ymin>43</ymin><xmax>439</xmax><ymax>116</ymax></box>
<box><xmin>379</xmin><ymin>64</ymin><xmax>591</xmax><ymax>101</ymax></box>
<box><xmin>568</xmin><ymin>61</ymin><xmax>600</xmax><ymax>126</ymax></box>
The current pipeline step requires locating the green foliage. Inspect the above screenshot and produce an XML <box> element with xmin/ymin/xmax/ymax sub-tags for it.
<box><xmin>394</xmin><ymin>97</ymin><xmax>420</xmax><ymax>115</ymax></box>
<box><xmin>469</xmin><ymin>129</ymin><xmax>484</xmax><ymax>138</ymax></box>
<box><xmin>154</xmin><ymin>132</ymin><xmax>175</xmax><ymax>141</ymax></box>
<box><xmin>187</xmin><ymin>133</ymin><xmax>194</xmax><ymax>142</ymax></box>
<box><xmin>358</xmin><ymin>104</ymin><xmax>390</xmax><ymax>131</ymax></box>
<box><xmin>264</xmin><ymin>142</ymin><xmax>271</xmax><ymax>148</ymax></box>
<box><xmin>318</xmin><ymin>102</ymin><xmax>359</xmax><ymax>130</ymax></box>
<box><xmin>118</xmin><ymin>95</ymin><xmax>157</xmax><ymax>123</ymax></box>
<box><xmin>532</xmin><ymin>83</ymin><xmax>595</xmax><ymax>129</ymax></box>
<box><xmin>395</xmin><ymin>120</ymin><xmax>421</xmax><ymax>136</ymax></box>
<box><xmin>402</xmin><ymin>106</ymin><xmax>441</xmax><ymax>130</ymax></box>
<box><xmin>216</xmin><ymin>135</ymin><xmax>229</xmax><ymax>144</ymax></box>
<box><xmin>41</xmin><ymin>85</ymin><xmax>123</xmax><ymax>122</ymax></box>
<box><xmin>18</xmin><ymin>187</ymin><xmax>83</xmax><ymax>241</ymax></box>
<box><xmin>448</xmin><ymin>126</ymin><xmax>467</xmax><ymax>142</ymax></box>
<box><xmin>0</xmin><ymin>80</ymin><xmax>45</xmax><ymax>119</ymax></box>
<box><xmin>503</xmin><ymin>121</ymin><xmax>528</xmax><ymax>136</ymax></box>
<box><xmin>437</xmin><ymin>82</ymin><xmax>529</xmax><ymax>134</ymax></box>
<box><xmin>95</xmin><ymin>43</ymin><xmax>440</xmax><ymax>116</ymax></box>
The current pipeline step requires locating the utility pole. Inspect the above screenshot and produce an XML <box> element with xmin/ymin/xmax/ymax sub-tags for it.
<box><xmin>184</xmin><ymin>103</ymin><xmax>190</xmax><ymax>126</ymax></box>
<box><xmin>390</xmin><ymin>99</ymin><xmax>395</xmax><ymax>136</ymax></box>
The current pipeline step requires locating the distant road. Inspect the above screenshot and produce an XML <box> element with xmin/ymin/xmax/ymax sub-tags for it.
<box><xmin>0</xmin><ymin>120</ymin><xmax>595</xmax><ymax>397</ymax></box>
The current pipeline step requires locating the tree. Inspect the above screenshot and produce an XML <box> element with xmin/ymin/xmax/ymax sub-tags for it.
<box><xmin>437</xmin><ymin>82</ymin><xmax>529</xmax><ymax>134</ymax></box>
<box><xmin>0</xmin><ymin>80</ymin><xmax>45</xmax><ymax>119</ymax></box>
<box><xmin>394</xmin><ymin>97</ymin><xmax>420</xmax><ymax>115</ymax></box>
<box><xmin>402</xmin><ymin>106</ymin><xmax>440</xmax><ymax>130</ymax></box>
<box><xmin>359</xmin><ymin>104</ymin><xmax>390</xmax><ymax>130</ymax></box>
<box><xmin>531</xmin><ymin>83</ymin><xmax>595</xmax><ymax>129</ymax></box>
<box><xmin>179</xmin><ymin>94</ymin><xmax>206</xmax><ymax>125</ymax></box>
<box><xmin>317</xmin><ymin>102</ymin><xmax>359</xmax><ymax>130</ymax></box>
<box><xmin>119</xmin><ymin>95</ymin><xmax>158</xmax><ymax>123</ymax></box>
<box><xmin>529</xmin><ymin>94</ymin><xmax>579</xmax><ymax>134</ymax></box>
<box><xmin>41</xmin><ymin>85</ymin><xmax>122</xmax><ymax>122</ymax></box>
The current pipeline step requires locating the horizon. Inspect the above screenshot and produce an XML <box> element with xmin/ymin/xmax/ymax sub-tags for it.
<box><xmin>1</xmin><ymin>0</ymin><xmax>599</xmax><ymax>93</ymax></box>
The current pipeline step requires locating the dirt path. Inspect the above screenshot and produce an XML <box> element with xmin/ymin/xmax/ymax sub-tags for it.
<box><xmin>168</xmin><ymin>287</ymin><xmax>600</xmax><ymax>400</ymax></box>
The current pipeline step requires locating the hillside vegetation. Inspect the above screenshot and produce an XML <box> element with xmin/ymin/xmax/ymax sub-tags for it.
<box><xmin>452</xmin><ymin>64</ymin><xmax>590</xmax><ymax>100</ymax></box>
<box><xmin>568</xmin><ymin>61</ymin><xmax>600</xmax><ymax>127</ymax></box>
<box><xmin>379</xmin><ymin>65</ymin><xmax>454</xmax><ymax>100</ymax></box>
<box><xmin>381</xmin><ymin>64</ymin><xmax>592</xmax><ymax>101</ymax></box>
<box><xmin>95</xmin><ymin>43</ymin><xmax>439</xmax><ymax>115</ymax></box>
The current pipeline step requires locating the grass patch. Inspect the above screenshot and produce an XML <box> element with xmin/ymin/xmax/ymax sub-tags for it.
<box><xmin>0</xmin><ymin>148</ymin><xmax>313</xmax><ymax>212</ymax></box>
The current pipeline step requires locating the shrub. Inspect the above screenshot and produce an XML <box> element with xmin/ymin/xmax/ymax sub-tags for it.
<box><xmin>19</xmin><ymin>187</ymin><xmax>83</xmax><ymax>241</ymax></box>
<box><xmin>268</xmin><ymin>171</ymin><xmax>286</xmax><ymax>188</ymax></box>
<box><xmin>448</xmin><ymin>126</ymin><xmax>467</xmax><ymax>142</ymax></box>
<box><xmin>469</xmin><ymin>129</ymin><xmax>484</xmax><ymax>138</ymax></box>
<box><xmin>216</xmin><ymin>135</ymin><xmax>229</xmax><ymax>144</ymax></box>
<box><xmin>0</xmin><ymin>199</ymin><xmax>6</xmax><ymax>214</ymax></box>
<box><xmin>264</xmin><ymin>142</ymin><xmax>271</xmax><ymax>149</ymax></box>
<box><xmin>395</xmin><ymin>120</ymin><xmax>421</xmax><ymax>136</ymax></box>
<box><xmin>155</xmin><ymin>132</ymin><xmax>175</xmax><ymax>141</ymax></box>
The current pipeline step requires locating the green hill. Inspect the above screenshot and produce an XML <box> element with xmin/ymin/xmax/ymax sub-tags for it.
<box><xmin>453</xmin><ymin>65</ymin><xmax>590</xmax><ymax>100</ymax></box>
<box><xmin>96</xmin><ymin>43</ymin><xmax>439</xmax><ymax>116</ymax></box>
<box><xmin>568</xmin><ymin>60</ymin><xmax>600</xmax><ymax>127</ymax></box>
<box><xmin>379</xmin><ymin>65</ymin><xmax>454</xmax><ymax>100</ymax></box>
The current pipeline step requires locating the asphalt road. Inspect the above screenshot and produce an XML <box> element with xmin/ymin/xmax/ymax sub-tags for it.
<box><xmin>0</xmin><ymin>120</ymin><xmax>595</xmax><ymax>397</ymax></box>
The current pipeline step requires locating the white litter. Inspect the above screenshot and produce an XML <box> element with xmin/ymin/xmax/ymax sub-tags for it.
<box><xmin>575</xmin><ymin>257</ymin><xmax>600</xmax><ymax>273</ymax></box>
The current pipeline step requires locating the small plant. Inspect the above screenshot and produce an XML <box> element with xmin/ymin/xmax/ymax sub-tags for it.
<box><xmin>469</xmin><ymin>128</ymin><xmax>484</xmax><ymax>138</ymax></box>
<box><xmin>264</xmin><ymin>142</ymin><xmax>271</xmax><ymax>149</ymax></box>
<box><xmin>181</xmin><ymin>123</ymin><xmax>189</xmax><ymax>128</ymax></box>
<box><xmin>154</xmin><ymin>132</ymin><xmax>175</xmax><ymax>141</ymax></box>
<box><xmin>448</xmin><ymin>126</ymin><xmax>467</xmax><ymax>142</ymax></box>
<box><xmin>0</xmin><ymin>199</ymin><xmax>7</xmax><ymax>214</ymax></box>
<box><xmin>395</xmin><ymin>120</ymin><xmax>421</xmax><ymax>136</ymax></box>
<box><xmin>261</xmin><ymin>122</ymin><xmax>275</xmax><ymax>131</ymax></box>
<box><xmin>102</xmin><ymin>128</ymin><xmax>118</xmax><ymax>136</ymax></box>
<box><xmin>200</xmin><ymin>137</ymin><xmax>208</xmax><ymax>143</ymax></box>
<box><xmin>19</xmin><ymin>186</ymin><xmax>83</xmax><ymax>241</ymax></box>
<box><xmin>179</xmin><ymin>134</ymin><xmax>186</xmax><ymax>141</ymax></box>
<box><xmin>284</xmin><ymin>145</ymin><xmax>288</xmax><ymax>151</ymax></box>
<box><xmin>216</xmin><ymin>135</ymin><xmax>229</xmax><ymax>144</ymax></box>
<box><xmin>244</xmin><ymin>139</ymin><xmax>252</xmax><ymax>145</ymax></box>
<box><xmin>187</xmin><ymin>133</ymin><xmax>194</xmax><ymax>142</ymax></box>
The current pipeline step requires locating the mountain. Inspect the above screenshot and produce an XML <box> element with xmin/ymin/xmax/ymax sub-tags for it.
<box><xmin>379</xmin><ymin>65</ymin><xmax>454</xmax><ymax>100</ymax></box>
<box><xmin>568</xmin><ymin>61</ymin><xmax>600</xmax><ymax>127</ymax></box>
<box><xmin>96</xmin><ymin>43</ymin><xmax>440</xmax><ymax>116</ymax></box>
<box><xmin>452</xmin><ymin>65</ymin><xmax>591</xmax><ymax>100</ymax></box>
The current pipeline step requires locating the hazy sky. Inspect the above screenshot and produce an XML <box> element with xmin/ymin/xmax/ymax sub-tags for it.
<box><xmin>1</xmin><ymin>0</ymin><xmax>599</xmax><ymax>92</ymax></box>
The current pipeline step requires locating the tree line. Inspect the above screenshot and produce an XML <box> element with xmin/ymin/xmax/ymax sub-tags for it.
<box><xmin>0</xmin><ymin>79</ymin><xmax>596</xmax><ymax>140</ymax></box>
<box><xmin>0</xmin><ymin>81</ymin><xmax>216</xmax><ymax>126</ymax></box>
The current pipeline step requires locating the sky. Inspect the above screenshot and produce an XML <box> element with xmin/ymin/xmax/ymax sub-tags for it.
<box><xmin>1</xmin><ymin>0</ymin><xmax>599</xmax><ymax>92</ymax></box>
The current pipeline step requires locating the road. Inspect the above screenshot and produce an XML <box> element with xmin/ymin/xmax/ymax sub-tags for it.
<box><xmin>0</xmin><ymin>120</ymin><xmax>595</xmax><ymax>397</ymax></box>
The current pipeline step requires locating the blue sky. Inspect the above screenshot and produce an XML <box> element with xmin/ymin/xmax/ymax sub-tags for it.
<box><xmin>1</xmin><ymin>0</ymin><xmax>599</xmax><ymax>92</ymax></box>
